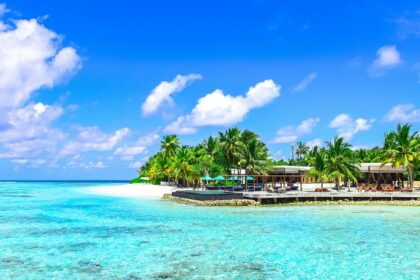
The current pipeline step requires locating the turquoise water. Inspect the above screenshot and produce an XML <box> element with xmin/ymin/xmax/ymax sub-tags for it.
<box><xmin>0</xmin><ymin>182</ymin><xmax>419</xmax><ymax>279</ymax></box>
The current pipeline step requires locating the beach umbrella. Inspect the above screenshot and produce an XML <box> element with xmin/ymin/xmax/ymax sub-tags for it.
<box><xmin>140</xmin><ymin>177</ymin><xmax>150</xmax><ymax>181</ymax></box>
<box><xmin>246</xmin><ymin>176</ymin><xmax>254</xmax><ymax>181</ymax></box>
<box><xmin>213</xmin><ymin>175</ymin><xmax>225</xmax><ymax>181</ymax></box>
<box><xmin>201</xmin><ymin>175</ymin><xmax>213</xmax><ymax>181</ymax></box>
<box><xmin>227</xmin><ymin>176</ymin><xmax>239</xmax><ymax>181</ymax></box>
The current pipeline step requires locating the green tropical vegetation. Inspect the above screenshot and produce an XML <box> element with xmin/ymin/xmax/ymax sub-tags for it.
<box><xmin>132</xmin><ymin>124</ymin><xmax>419</xmax><ymax>187</ymax></box>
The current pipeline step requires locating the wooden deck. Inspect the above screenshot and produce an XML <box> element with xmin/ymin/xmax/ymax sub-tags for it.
<box><xmin>243</xmin><ymin>191</ymin><xmax>420</xmax><ymax>204</ymax></box>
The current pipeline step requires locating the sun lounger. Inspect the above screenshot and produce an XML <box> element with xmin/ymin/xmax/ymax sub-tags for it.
<box><xmin>247</xmin><ymin>185</ymin><xmax>264</xmax><ymax>192</ymax></box>
<box><xmin>226</xmin><ymin>186</ymin><xmax>243</xmax><ymax>192</ymax></box>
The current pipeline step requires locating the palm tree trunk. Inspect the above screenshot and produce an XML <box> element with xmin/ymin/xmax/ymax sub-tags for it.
<box><xmin>183</xmin><ymin>168</ymin><xmax>190</xmax><ymax>188</ymax></box>
<box><xmin>335</xmin><ymin>177</ymin><xmax>339</xmax><ymax>190</ymax></box>
<box><xmin>407</xmin><ymin>165</ymin><xmax>413</xmax><ymax>188</ymax></box>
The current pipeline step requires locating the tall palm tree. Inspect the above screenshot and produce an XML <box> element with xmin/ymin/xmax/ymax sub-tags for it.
<box><xmin>295</xmin><ymin>142</ymin><xmax>309</xmax><ymax>160</ymax></box>
<box><xmin>326</xmin><ymin>137</ymin><xmax>361</xmax><ymax>190</ymax></box>
<box><xmin>202</xmin><ymin>135</ymin><xmax>219</xmax><ymax>161</ymax></box>
<box><xmin>239</xmin><ymin>138</ymin><xmax>271</xmax><ymax>175</ymax></box>
<box><xmin>173</xmin><ymin>145</ymin><xmax>194</xmax><ymax>187</ymax></box>
<box><xmin>218</xmin><ymin>128</ymin><xmax>243</xmax><ymax>170</ymax></box>
<box><xmin>147</xmin><ymin>152</ymin><xmax>167</xmax><ymax>181</ymax></box>
<box><xmin>307</xmin><ymin>152</ymin><xmax>334</xmax><ymax>190</ymax></box>
<box><xmin>160</xmin><ymin>134</ymin><xmax>180</xmax><ymax>159</ymax></box>
<box><xmin>381</xmin><ymin>124</ymin><xmax>419</xmax><ymax>187</ymax></box>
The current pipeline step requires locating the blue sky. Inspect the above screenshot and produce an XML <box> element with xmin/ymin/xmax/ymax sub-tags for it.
<box><xmin>0</xmin><ymin>1</ymin><xmax>419</xmax><ymax>180</ymax></box>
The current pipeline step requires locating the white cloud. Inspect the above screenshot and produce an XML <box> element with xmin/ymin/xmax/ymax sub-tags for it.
<box><xmin>11</xmin><ymin>158</ymin><xmax>46</xmax><ymax>167</ymax></box>
<box><xmin>0</xmin><ymin>102</ymin><xmax>65</xmax><ymax>159</ymax></box>
<box><xmin>0</xmin><ymin>3</ymin><xmax>9</xmax><ymax>17</ymax></box>
<box><xmin>273</xmin><ymin>117</ymin><xmax>320</xmax><ymax>144</ymax></box>
<box><xmin>114</xmin><ymin>133</ymin><xmax>159</xmax><ymax>161</ymax></box>
<box><xmin>0</xmin><ymin>6</ymin><xmax>81</xmax><ymax>163</ymax></box>
<box><xmin>142</xmin><ymin>74</ymin><xmax>202</xmax><ymax>116</ymax></box>
<box><xmin>11</xmin><ymin>159</ymin><xmax>29</xmax><ymax>165</ymax></box>
<box><xmin>0</xmin><ymin>17</ymin><xmax>81</xmax><ymax>111</ymax></box>
<box><xmin>0</xmin><ymin>102</ymin><xmax>63</xmax><ymax>143</ymax></box>
<box><xmin>329</xmin><ymin>113</ymin><xmax>375</xmax><ymax>140</ymax></box>
<box><xmin>385</xmin><ymin>104</ymin><xmax>420</xmax><ymax>123</ymax></box>
<box><xmin>79</xmin><ymin>161</ymin><xmax>106</xmax><ymax>169</ymax></box>
<box><xmin>306</xmin><ymin>138</ymin><xmax>323</xmax><ymax>148</ymax></box>
<box><xmin>292</xmin><ymin>72</ymin><xmax>317</xmax><ymax>92</ymax></box>
<box><xmin>129</xmin><ymin>161</ymin><xmax>142</xmax><ymax>169</ymax></box>
<box><xmin>370</xmin><ymin>45</ymin><xmax>401</xmax><ymax>76</ymax></box>
<box><xmin>165</xmin><ymin>80</ymin><xmax>281</xmax><ymax>134</ymax></box>
<box><xmin>61</xmin><ymin>127</ymin><xmax>131</xmax><ymax>155</ymax></box>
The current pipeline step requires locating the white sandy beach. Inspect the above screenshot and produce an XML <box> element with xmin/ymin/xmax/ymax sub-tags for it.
<box><xmin>87</xmin><ymin>183</ymin><xmax>180</xmax><ymax>199</ymax></box>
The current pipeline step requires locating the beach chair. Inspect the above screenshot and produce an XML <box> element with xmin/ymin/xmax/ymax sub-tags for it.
<box><xmin>363</xmin><ymin>185</ymin><xmax>370</xmax><ymax>192</ymax></box>
<box><xmin>254</xmin><ymin>185</ymin><xmax>263</xmax><ymax>191</ymax></box>
<box><xmin>233</xmin><ymin>185</ymin><xmax>244</xmax><ymax>191</ymax></box>
<box><xmin>370</xmin><ymin>185</ymin><xmax>377</xmax><ymax>192</ymax></box>
<box><xmin>357</xmin><ymin>184</ymin><xmax>364</xmax><ymax>192</ymax></box>
<box><xmin>290</xmin><ymin>185</ymin><xmax>299</xmax><ymax>191</ymax></box>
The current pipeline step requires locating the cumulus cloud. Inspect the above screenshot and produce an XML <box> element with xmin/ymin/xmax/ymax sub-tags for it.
<box><xmin>370</xmin><ymin>45</ymin><xmax>401</xmax><ymax>76</ymax></box>
<box><xmin>129</xmin><ymin>161</ymin><xmax>142</xmax><ymax>169</ymax></box>
<box><xmin>273</xmin><ymin>117</ymin><xmax>320</xmax><ymax>144</ymax></box>
<box><xmin>61</xmin><ymin>127</ymin><xmax>131</xmax><ymax>155</ymax></box>
<box><xmin>306</xmin><ymin>138</ymin><xmax>323</xmax><ymax>148</ymax></box>
<box><xmin>0</xmin><ymin>103</ymin><xmax>63</xmax><ymax>143</ymax></box>
<box><xmin>292</xmin><ymin>72</ymin><xmax>317</xmax><ymax>92</ymax></box>
<box><xmin>142</xmin><ymin>74</ymin><xmax>202</xmax><ymax>116</ymax></box>
<box><xmin>385</xmin><ymin>104</ymin><xmax>420</xmax><ymax>123</ymax></box>
<box><xmin>0</xmin><ymin>16</ymin><xmax>81</xmax><ymax>111</ymax></box>
<box><xmin>0</xmin><ymin>3</ymin><xmax>9</xmax><ymax>17</ymax></box>
<box><xmin>165</xmin><ymin>80</ymin><xmax>281</xmax><ymax>134</ymax></box>
<box><xmin>329</xmin><ymin>114</ymin><xmax>375</xmax><ymax>140</ymax></box>
<box><xmin>79</xmin><ymin>161</ymin><xmax>106</xmax><ymax>169</ymax></box>
<box><xmin>0</xmin><ymin>5</ymin><xmax>81</xmax><ymax>162</ymax></box>
<box><xmin>0</xmin><ymin>102</ymin><xmax>65</xmax><ymax>159</ymax></box>
<box><xmin>114</xmin><ymin>133</ymin><xmax>159</xmax><ymax>161</ymax></box>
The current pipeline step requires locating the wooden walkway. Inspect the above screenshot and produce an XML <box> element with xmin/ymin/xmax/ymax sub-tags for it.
<box><xmin>243</xmin><ymin>191</ymin><xmax>420</xmax><ymax>204</ymax></box>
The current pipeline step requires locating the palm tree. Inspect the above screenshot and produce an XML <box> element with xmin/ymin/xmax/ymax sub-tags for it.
<box><xmin>239</xmin><ymin>138</ymin><xmax>271</xmax><ymax>175</ymax></box>
<box><xmin>307</xmin><ymin>152</ymin><xmax>333</xmax><ymax>190</ymax></box>
<box><xmin>160</xmin><ymin>134</ymin><xmax>180</xmax><ymax>159</ymax></box>
<box><xmin>326</xmin><ymin>137</ymin><xmax>361</xmax><ymax>190</ymax></box>
<box><xmin>202</xmin><ymin>135</ymin><xmax>219</xmax><ymax>161</ymax></box>
<box><xmin>295</xmin><ymin>142</ymin><xmax>309</xmax><ymax>160</ymax></box>
<box><xmin>218</xmin><ymin>128</ymin><xmax>243</xmax><ymax>170</ymax></box>
<box><xmin>147</xmin><ymin>152</ymin><xmax>167</xmax><ymax>181</ymax></box>
<box><xmin>381</xmin><ymin>124</ymin><xmax>419</xmax><ymax>187</ymax></box>
<box><xmin>173</xmin><ymin>145</ymin><xmax>194</xmax><ymax>187</ymax></box>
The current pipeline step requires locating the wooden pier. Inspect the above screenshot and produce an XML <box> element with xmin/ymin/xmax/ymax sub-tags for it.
<box><xmin>243</xmin><ymin>192</ymin><xmax>420</xmax><ymax>204</ymax></box>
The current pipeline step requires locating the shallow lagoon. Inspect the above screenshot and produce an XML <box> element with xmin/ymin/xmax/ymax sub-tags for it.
<box><xmin>0</xmin><ymin>182</ymin><xmax>419</xmax><ymax>279</ymax></box>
